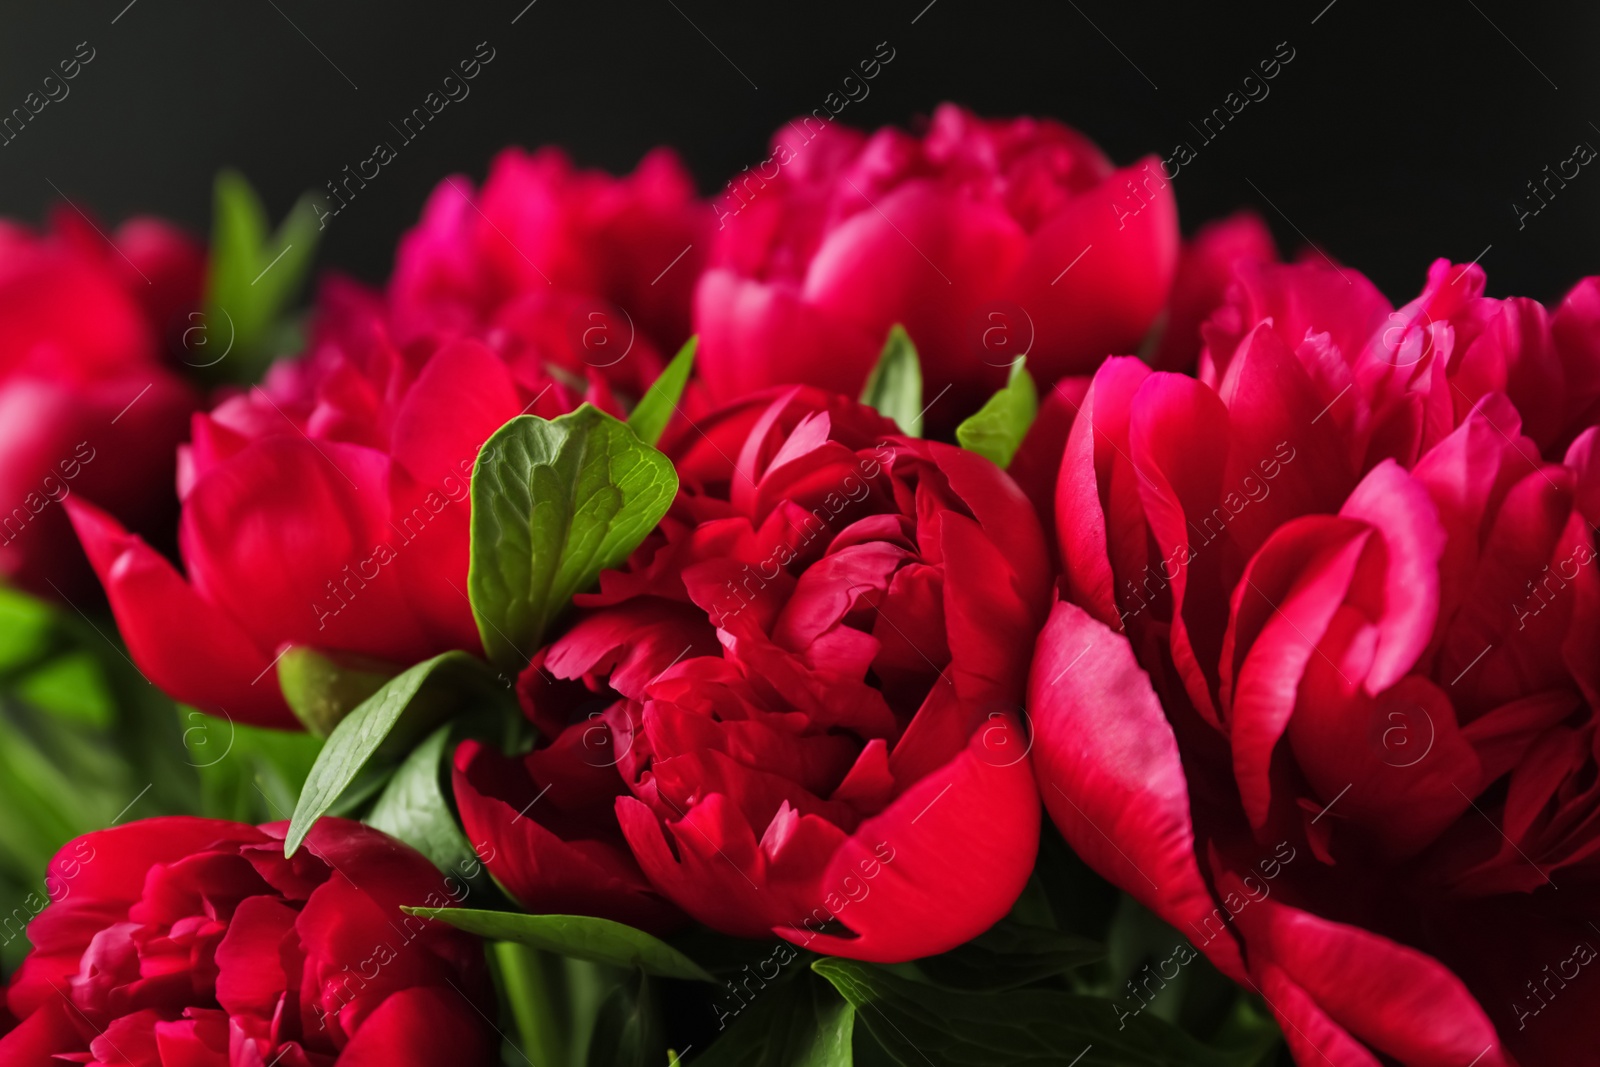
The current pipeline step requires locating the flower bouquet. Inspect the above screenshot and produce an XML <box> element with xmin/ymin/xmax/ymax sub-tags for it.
<box><xmin>0</xmin><ymin>104</ymin><xmax>1591</xmax><ymax>1067</ymax></box>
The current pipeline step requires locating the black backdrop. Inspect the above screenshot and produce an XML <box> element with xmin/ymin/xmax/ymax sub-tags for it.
<box><xmin>1</xmin><ymin>0</ymin><xmax>1596</xmax><ymax>303</ymax></box>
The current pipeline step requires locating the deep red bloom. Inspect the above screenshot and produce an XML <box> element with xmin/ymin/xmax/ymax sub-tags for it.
<box><xmin>693</xmin><ymin>104</ymin><xmax>1179</xmax><ymax>421</ymax></box>
<box><xmin>0</xmin><ymin>817</ymin><xmax>495</xmax><ymax>1067</ymax></box>
<box><xmin>390</xmin><ymin>146</ymin><xmax>709</xmax><ymax>395</ymax></box>
<box><xmin>456</xmin><ymin>386</ymin><xmax>1049</xmax><ymax>960</ymax></box>
<box><xmin>68</xmin><ymin>286</ymin><xmax>617</xmax><ymax>727</ymax></box>
<box><xmin>1033</xmin><ymin>257</ymin><xmax>1600</xmax><ymax>1065</ymax></box>
<box><xmin>0</xmin><ymin>211</ymin><xmax>199</xmax><ymax>600</ymax></box>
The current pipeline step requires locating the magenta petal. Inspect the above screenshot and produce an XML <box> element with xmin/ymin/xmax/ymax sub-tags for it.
<box><xmin>181</xmin><ymin>436</ymin><xmax>443</xmax><ymax>665</ymax></box>
<box><xmin>0</xmin><ymin>999</ymin><xmax>88</xmax><ymax>1065</ymax></box>
<box><xmin>213</xmin><ymin>896</ymin><xmax>297</xmax><ymax>1018</ymax></box>
<box><xmin>1337</xmin><ymin>460</ymin><xmax>1445</xmax><ymax>694</ymax></box>
<box><xmin>781</xmin><ymin>717</ymin><xmax>1039</xmax><ymax>962</ymax></box>
<box><xmin>1055</xmin><ymin>357</ymin><xmax>1152</xmax><ymax>630</ymax></box>
<box><xmin>1126</xmin><ymin>371</ymin><xmax>1232</xmax><ymax>723</ymax></box>
<box><xmin>451</xmin><ymin>741</ymin><xmax>680</xmax><ymax>933</ymax></box>
<box><xmin>64</xmin><ymin>498</ymin><xmax>289</xmax><ymax>725</ymax></box>
<box><xmin>1228</xmin><ymin>880</ymin><xmax>1510</xmax><ymax>1067</ymax></box>
<box><xmin>1252</xmin><ymin>961</ymin><xmax>1385</xmax><ymax>1067</ymax></box>
<box><xmin>333</xmin><ymin>986</ymin><xmax>497</xmax><ymax>1067</ymax></box>
<box><xmin>1224</xmin><ymin>518</ymin><xmax>1368</xmax><ymax>829</ymax></box>
<box><xmin>1216</xmin><ymin>323</ymin><xmax>1358</xmax><ymax>557</ymax></box>
<box><xmin>1006</xmin><ymin>156</ymin><xmax>1180</xmax><ymax>382</ymax></box>
<box><xmin>694</xmin><ymin>270</ymin><xmax>882</xmax><ymax>402</ymax></box>
<box><xmin>1028</xmin><ymin>600</ymin><xmax>1244</xmax><ymax>979</ymax></box>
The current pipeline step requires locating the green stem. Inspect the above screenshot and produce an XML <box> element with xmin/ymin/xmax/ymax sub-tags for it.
<box><xmin>493</xmin><ymin>941</ymin><xmax>567</xmax><ymax>1066</ymax></box>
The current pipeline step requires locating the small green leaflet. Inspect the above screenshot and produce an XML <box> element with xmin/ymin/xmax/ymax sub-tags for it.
<box><xmin>626</xmin><ymin>337</ymin><xmax>696</xmax><ymax>447</ymax></box>
<box><xmin>403</xmin><ymin>908</ymin><xmax>715</xmax><ymax>983</ymax></box>
<box><xmin>286</xmin><ymin>651</ymin><xmax>491</xmax><ymax>855</ymax></box>
<box><xmin>859</xmin><ymin>325</ymin><xmax>924</xmax><ymax>437</ymax></box>
<box><xmin>201</xmin><ymin>170</ymin><xmax>322</xmax><ymax>383</ymax></box>
<box><xmin>468</xmin><ymin>405</ymin><xmax>678</xmax><ymax>670</ymax></box>
<box><xmin>955</xmin><ymin>357</ymin><xmax>1038</xmax><ymax>469</ymax></box>
<box><xmin>813</xmin><ymin>958</ymin><xmax>1253</xmax><ymax>1066</ymax></box>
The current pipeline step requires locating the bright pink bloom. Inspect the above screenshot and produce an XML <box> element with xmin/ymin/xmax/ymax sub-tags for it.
<box><xmin>0</xmin><ymin>211</ymin><xmax>199</xmax><ymax>600</ymax></box>
<box><xmin>1033</xmin><ymin>257</ymin><xmax>1600</xmax><ymax>1065</ymax></box>
<box><xmin>1200</xmin><ymin>257</ymin><xmax>1600</xmax><ymax>462</ymax></box>
<box><xmin>456</xmin><ymin>386</ymin><xmax>1049</xmax><ymax>960</ymax></box>
<box><xmin>0</xmin><ymin>816</ymin><xmax>496</xmax><ymax>1066</ymax></box>
<box><xmin>391</xmin><ymin>146</ymin><xmax>709</xmax><ymax>395</ymax></box>
<box><xmin>693</xmin><ymin>104</ymin><xmax>1179</xmax><ymax>422</ymax></box>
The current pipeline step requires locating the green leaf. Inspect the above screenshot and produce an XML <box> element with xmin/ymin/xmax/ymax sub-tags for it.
<box><xmin>859</xmin><ymin>325</ymin><xmax>923</xmax><ymax>437</ymax></box>
<box><xmin>813</xmin><ymin>958</ymin><xmax>1248</xmax><ymax>1067</ymax></box>
<box><xmin>626</xmin><ymin>337</ymin><xmax>696</xmax><ymax>447</ymax></box>
<box><xmin>403</xmin><ymin>908</ymin><xmax>715</xmax><ymax>983</ymax></box>
<box><xmin>694</xmin><ymin>970</ymin><xmax>854</xmax><ymax>1067</ymax></box>
<box><xmin>202</xmin><ymin>170</ymin><xmax>322</xmax><ymax>383</ymax></box>
<box><xmin>365</xmin><ymin>724</ymin><xmax>486</xmax><ymax>888</ymax></box>
<box><xmin>0</xmin><ymin>586</ymin><xmax>58</xmax><ymax>675</ymax></box>
<box><xmin>14</xmin><ymin>651</ymin><xmax>114</xmax><ymax>728</ymax></box>
<box><xmin>916</xmin><ymin>920</ymin><xmax>1103</xmax><ymax>992</ymax></box>
<box><xmin>955</xmin><ymin>357</ymin><xmax>1038</xmax><ymax>469</ymax></box>
<box><xmin>286</xmin><ymin>651</ymin><xmax>495</xmax><ymax>854</ymax></box>
<box><xmin>469</xmin><ymin>405</ymin><xmax>678</xmax><ymax>670</ymax></box>
<box><xmin>276</xmin><ymin>646</ymin><xmax>395</xmax><ymax>738</ymax></box>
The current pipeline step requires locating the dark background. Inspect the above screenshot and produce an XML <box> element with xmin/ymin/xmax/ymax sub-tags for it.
<box><xmin>2</xmin><ymin>0</ymin><xmax>1596</xmax><ymax>303</ymax></box>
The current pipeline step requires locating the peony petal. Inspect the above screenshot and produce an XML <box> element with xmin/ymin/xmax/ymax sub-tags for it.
<box><xmin>63</xmin><ymin>498</ymin><xmax>289</xmax><ymax>725</ymax></box>
<box><xmin>332</xmin><ymin>985</ymin><xmax>497</xmax><ymax>1067</ymax></box>
<box><xmin>694</xmin><ymin>270</ymin><xmax>883</xmax><ymax>402</ymax></box>
<box><xmin>1150</xmin><ymin>211</ymin><xmax>1277</xmax><ymax>373</ymax></box>
<box><xmin>1006</xmin><ymin>156</ymin><xmax>1180</xmax><ymax>383</ymax></box>
<box><xmin>1227</xmin><ymin>519</ymin><xmax>1372</xmax><ymax>831</ymax></box>
<box><xmin>1055</xmin><ymin>357</ymin><xmax>1152</xmax><ymax>631</ymax></box>
<box><xmin>781</xmin><ymin>716</ymin><xmax>1039</xmax><ymax>962</ymax></box>
<box><xmin>451</xmin><ymin>740</ymin><xmax>680</xmax><ymax>933</ymax></box>
<box><xmin>1228</xmin><ymin>882</ymin><xmax>1510</xmax><ymax>1067</ymax></box>
<box><xmin>1029</xmin><ymin>601</ymin><xmax>1245</xmax><ymax>979</ymax></box>
<box><xmin>1127</xmin><ymin>371</ymin><xmax>1232</xmax><ymax>723</ymax></box>
<box><xmin>1216</xmin><ymin>323</ymin><xmax>1358</xmax><ymax>558</ymax></box>
<box><xmin>1337</xmin><ymin>460</ymin><xmax>1445</xmax><ymax>694</ymax></box>
<box><xmin>803</xmin><ymin>180</ymin><xmax>1030</xmax><ymax>401</ymax></box>
<box><xmin>181</xmin><ymin>436</ymin><xmax>442</xmax><ymax>666</ymax></box>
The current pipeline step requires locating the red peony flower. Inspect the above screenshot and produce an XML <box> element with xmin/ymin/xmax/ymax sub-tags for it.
<box><xmin>455</xmin><ymin>386</ymin><xmax>1050</xmax><ymax>961</ymax></box>
<box><xmin>68</xmin><ymin>286</ymin><xmax>619</xmax><ymax>727</ymax></box>
<box><xmin>390</xmin><ymin>146</ymin><xmax>709</xmax><ymax>395</ymax></box>
<box><xmin>693</xmin><ymin>103</ymin><xmax>1179</xmax><ymax>419</ymax></box>
<box><xmin>0</xmin><ymin>210</ymin><xmax>199</xmax><ymax>601</ymax></box>
<box><xmin>0</xmin><ymin>816</ymin><xmax>496</xmax><ymax>1066</ymax></box>
<box><xmin>1198</xmin><ymin>257</ymin><xmax>1600</xmax><ymax>462</ymax></box>
<box><xmin>1032</xmin><ymin>257</ymin><xmax>1600</xmax><ymax>1065</ymax></box>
